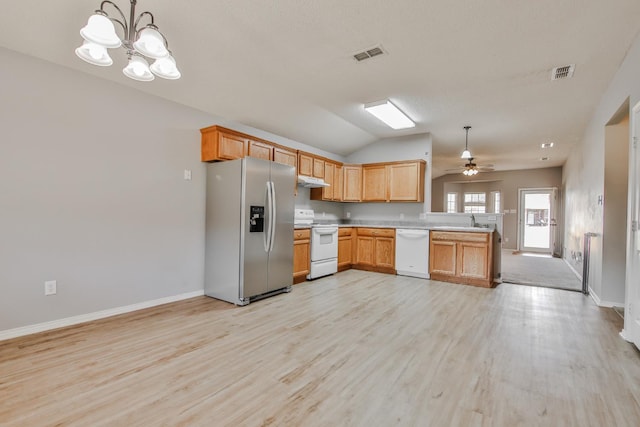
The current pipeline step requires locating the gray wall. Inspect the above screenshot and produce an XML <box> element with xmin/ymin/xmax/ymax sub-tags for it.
<box><xmin>0</xmin><ymin>47</ymin><xmax>339</xmax><ymax>332</ymax></box>
<box><xmin>563</xmin><ymin>31</ymin><xmax>640</xmax><ymax>306</ymax></box>
<box><xmin>432</xmin><ymin>167</ymin><xmax>562</xmax><ymax>250</ymax></box>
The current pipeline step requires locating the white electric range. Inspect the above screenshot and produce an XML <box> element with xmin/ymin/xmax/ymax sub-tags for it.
<box><xmin>294</xmin><ymin>209</ymin><xmax>338</xmax><ymax>279</ymax></box>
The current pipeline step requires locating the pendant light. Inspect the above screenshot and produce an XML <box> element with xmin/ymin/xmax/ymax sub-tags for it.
<box><xmin>461</xmin><ymin>125</ymin><xmax>472</xmax><ymax>159</ymax></box>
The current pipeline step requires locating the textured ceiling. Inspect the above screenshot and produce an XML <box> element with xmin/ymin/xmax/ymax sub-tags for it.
<box><xmin>1</xmin><ymin>0</ymin><xmax>640</xmax><ymax>177</ymax></box>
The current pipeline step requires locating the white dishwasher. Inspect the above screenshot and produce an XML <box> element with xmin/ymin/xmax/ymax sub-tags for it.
<box><xmin>395</xmin><ymin>229</ymin><xmax>430</xmax><ymax>279</ymax></box>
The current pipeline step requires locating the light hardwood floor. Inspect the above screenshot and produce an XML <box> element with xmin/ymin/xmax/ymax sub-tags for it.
<box><xmin>2</xmin><ymin>270</ymin><xmax>640</xmax><ymax>426</ymax></box>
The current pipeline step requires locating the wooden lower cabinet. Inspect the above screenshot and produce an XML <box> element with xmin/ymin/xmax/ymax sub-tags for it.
<box><xmin>338</xmin><ymin>228</ymin><xmax>353</xmax><ymax>272</ymax></box>
<box><xmin>293</xmin><ymin>229</ymin><xmax>311</xmax><ymax>284</ymax></box>
<box><xmin>353</xmin><ymin>228</ymin><xmax>395</xmax><ymax>274</ymax></box>
<box><xmin>429</xmin><ymin>231</ymin><xmax>494</xmax><ymax>287</ymax></box>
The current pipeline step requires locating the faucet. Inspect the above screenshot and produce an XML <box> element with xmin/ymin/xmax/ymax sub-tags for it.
<box><xmin>470</xmin><ymin>214</ymin><xmax>476</xmax><ymax>227</ymax></box>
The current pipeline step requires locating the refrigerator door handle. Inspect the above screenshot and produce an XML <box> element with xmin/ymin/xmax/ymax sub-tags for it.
<box><xmin>264</xmin><ymin>181</ymin><xmax>272</xmax><ymax>252</ymax></box>
<box><xmin>269</xmin><ymin>181</ymin><xmax>277</xmax><ymax>252</ymax></box>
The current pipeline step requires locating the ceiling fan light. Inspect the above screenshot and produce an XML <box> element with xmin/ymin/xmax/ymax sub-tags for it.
<box><xmin>134</xmin><ymin>26</ymin><xmax>169</xmax><ymax>59</ymax></box>
<box><xmin>150</xmin><ymin>55</ymin><xmax>181</xmax><ymax>79</ymax></box>
<box><xmin>123</xmin><ymin>56</ymin><xmax>154</xmax><ymax>81</ymax></box>
<box><xmin>364</xmin><ymin>100</ymin><xmax>415</xmax><ymax>130</ymax></box>
<box><xmin>75</xmin><ymin>41</ymin><xmax>113</xmax><ymax>66</ymax></box>
<box><xmin>460</xmin><ymin>149</ymin><xmax>471</xmax><ymax>159</ymax></box>
<box><xmin>80</xmin><ymin>13</ymin><xmax>121</xmax><ymax>48</ymax></box>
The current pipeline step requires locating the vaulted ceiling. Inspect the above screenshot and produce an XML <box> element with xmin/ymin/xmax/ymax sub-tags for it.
<box><xmin>2</xmin><ymin>1</ymin><xmax>639</xmax><ymax>177</ymax></box>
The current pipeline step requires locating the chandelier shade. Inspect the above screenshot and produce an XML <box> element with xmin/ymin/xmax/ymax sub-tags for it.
<box><xmin>133</xmin><ymin>26</ymin><xmax>169</xmax><ymax>59</ymax></box>
<box><xmin>75</xmin><ymin>41</ymin><xmax>113</xmax><ymax>66</ymax></box>
<box><xmin>123</xmin><ymin>55</ymin><xmax>154</xmax><ymax>81</ymax></box>
<box><xmin>75</xmin><ymin>1</ymin><xmax>180</xmax><ymax>82</ymax></box>
<box><xmin>79</xmin><ymin>13</ymin><xmax>121</xmax><ymax>48</ymax></box>
<box><xmin>150</xmin><ymin>55</ymin><xmax>181</xmax><ymax>79</ymax></box>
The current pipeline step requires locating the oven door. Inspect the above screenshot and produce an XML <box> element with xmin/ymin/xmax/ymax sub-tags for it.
<box><xmin>310</xmin><ymin>226</ymin><xmax>338</xmax><ymax>261</ymax></box>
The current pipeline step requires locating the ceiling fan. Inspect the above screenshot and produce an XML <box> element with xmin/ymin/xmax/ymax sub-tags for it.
<box><xmin>445</xmin><ymin>158</ymin><xmax>495</xmax><ymax>175</ymax></box>
<box><xmin>445</xmin><ymin>125</ymin><xmax>495</xmax><ymax>175</ymax></box>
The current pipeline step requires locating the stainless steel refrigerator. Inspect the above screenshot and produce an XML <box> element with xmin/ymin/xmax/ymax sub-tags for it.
<box><xmin>204</xmin><ymin>157</ymin><xmax>295</xmax><ymax>305</ymax></box>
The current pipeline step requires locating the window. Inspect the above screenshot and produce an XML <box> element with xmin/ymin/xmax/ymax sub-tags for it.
<box><xmin>464</xmin><ymin>192</ymin><xmax>486</xmax><ymax>213</ymax></box>
<box><xmin>446</xmin><ymin>193</ymin><xmax>457</xmax><ymax>213</ymax></box>
<box><xmin>492</xmin><ymin>191</ymin><xmax>501</xmax><ymax>214</ymax></box>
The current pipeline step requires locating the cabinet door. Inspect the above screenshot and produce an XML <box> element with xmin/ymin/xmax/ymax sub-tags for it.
<box><xmin>338</xmin><ymin>235</ymin><xmax>352</xmax><ymax>269</ymax></box>
<box><xmin>355</xmin><ymin>235</ymin><xmax>375</xmax><ymax>266</ymax></box>
<box><xmin>429</xmin><ymin>240</ymin><xmax>457</xmax><ymax>276</ymax></box>
<box><xmin>375</xmin><ymin>237</ymin><xmax>395</xmax><ymax>269</ymax></box>
<box><xmin>219</xmin><ymin>133</ymin><xmax>247</xmax><ymax>160</ymax></box>
<box><xmin>388</xmin><ymin>162</ymin><xmax>423</xmax><ymax>202</ymax></box>
<box><xmin>322</xmin><ymin>162</ymin><xmax>335</xmax><ymax>200</ymax></box>
<box><xmin>248</xmin><ymin>140</ymin><xmax>273</xmax><ymax>161</ymax></box>
<box><xmin>343</xmin><ymin>165</ymin><xmax>362</xmax><ymax>202</ymax></box>
<box><xmin>298</xmin><ymin>152</ymin><xmax>313</xmax><ymax>176</ymax></box>
<box><xmin>458</xmin><ymin>241</ymin><xmax>489</xmax><ymax>279</ymax></box>
<box><xmin>334</xmin><ymin>165</ymin><xmax>343</xmax><ymax>201</ymax></box>
<box><xmin>293</xmin><ymin>240</ymin><xmax>310</xmax><ymax>282</ymax></box>
<box><xmin>362</xmin><ymin>165</ymin><xmax>387</xmax><ymax>201</ymax></box>
<box><xmin>274</xmin><ymin>147</ymin><xmax>297</xmax><ymax>168</ymax></box>
<box><xmin>313</xmin><ymin>158</ymin><xmax>325</xmax><ymax>178</ymax></box>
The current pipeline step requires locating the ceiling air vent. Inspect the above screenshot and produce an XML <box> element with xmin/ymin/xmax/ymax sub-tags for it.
<box><xmin>551</xmin><ymin>64</ymin><xmax>575</xmax><ymax>80</ymax></box>
<box><xmin>353</xmin><ymin>45</ymin><xmax>386</xmax><ymax>62</ymax></box>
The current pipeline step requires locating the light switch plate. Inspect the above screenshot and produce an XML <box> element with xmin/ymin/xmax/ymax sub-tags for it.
<box><xmin>45</xmin><ymin>280</ymin><xmax>57</xmax><ymax>296</ymax></box>
<box><xmin>184</xmin><ymin>169</ymin><xmax>192</xmax><ymax>180</ymax></box>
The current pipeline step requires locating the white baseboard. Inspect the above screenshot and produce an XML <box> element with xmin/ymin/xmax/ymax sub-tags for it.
<box><xmin>0</xmin><ymin>290</ymin><xmax>205</xmax><ymax>342</ymax></box>
<box><xmin>588</xmin><ymin>287</ymin><xmax>623</xmax><ymax>308</ymax></box>
<box><xmin>563</xmin><ymin>257</ymin><xmax>582</xmax><ymax>281</ymax></box>
<box><xmin>620</xmin><ymin>329</ymin><xmax>633</xmax><ymax>342</ymax></box>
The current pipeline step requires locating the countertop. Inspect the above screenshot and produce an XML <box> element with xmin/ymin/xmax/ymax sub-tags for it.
<box><xmin>294</xmin><ymin>223</ymin><xmax>494</xmax><ymax>233</ymax></box>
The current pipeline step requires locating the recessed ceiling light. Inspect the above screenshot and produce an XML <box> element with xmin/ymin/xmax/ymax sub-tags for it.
<box><xmin>541</xmin><ymin>142</ymin><xmax>554</xmax><ymax>148</ymax></box>
<box><xmin>364</xmin><ymin>100</ymin><xmax>415</xmax><ymax>130</ymax></box>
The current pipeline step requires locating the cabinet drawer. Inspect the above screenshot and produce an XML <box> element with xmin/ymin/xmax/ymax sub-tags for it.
<box><xmin>357</xmin><ymin>228</ymin><xmax>395</xmax><ymax>238</ymax></box>
<box><xmin>294</xmin><ymin>229</ymin><xmax>311</xmax><ymax>240</ymax></box>
<box><xmin>338</xmin><ymin>228</ymin><xmax>353</xmax><ymax>237</ymax></box>
<box><xmin>430</xmin><ymin>231</ymin><xmax>489</xmax><ymax>243</ymax></box>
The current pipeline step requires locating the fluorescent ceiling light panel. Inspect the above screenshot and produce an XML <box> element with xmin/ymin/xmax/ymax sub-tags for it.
<box><xmin>364</xmin><ymin>100</ymin><xmax>415</xmax><ymax>129</ymax></box>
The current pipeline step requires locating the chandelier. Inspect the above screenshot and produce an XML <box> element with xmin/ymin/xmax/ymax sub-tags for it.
<box><xmin>463</xmin><ymin>158</ymin><xmax>479</xmax><ymax>176</ymax></box>
<box><xmin>75</xmin><ymin>0</ymin><xmax>181</xmax><ymax>81</ymax></box>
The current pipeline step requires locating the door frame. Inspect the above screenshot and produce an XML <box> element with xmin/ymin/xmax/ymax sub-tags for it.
<box><xmin>622</xmin><ymin>101</ymin><xmax>640</xmax><ymax>346</ymax></box>
<box><xmin>517</xmin><ymin>187</ymin><xmax>558</xmax><ymax>254</ymax></box>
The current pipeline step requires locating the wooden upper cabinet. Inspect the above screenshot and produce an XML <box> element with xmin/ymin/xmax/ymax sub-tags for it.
<box><xmin>310</xmin><ymin>160</ymin><xmax>344</xmax><ymax>201</ymax></box>
<box><xmin>298</xmin><ymin>152</ymin><xmax>314</xmax><ymax>176</ymax></box>
<box><xmin>298</xmin><ymin>151</ymin><xmax>326</xmax><ymax>178</ymax></box>
<box><xmin>334</xmin><ymin>164</ymin><xmax>344</xmax><ymax>201</ymax></box>
<box><xmin>247</xmin><ymin>140</ymin><xmax>273</xmax><ymax>161</ymax></box>
<box><xmin>201</xmin><ymin>126</ymin><xmax>248</xmax><ymax>161</ymax></box>
<box><xmin>274</xmin><ymin>147</ymin><xmax>297</xmax><ymax>168</ymax></box>
<box><xmin>343</xmin><ymin>165</ymin><xmax>362</xmax><ymax>202</ymax></box>
<box><xmin>362</xmin><ymin>164</ymin><xmax>387</xmax><ymax>201</ymax></box>
<box><xmin>313</xmin><ymin>158</ymin><xmax>325</xmax><ymax>178</ymax></box>
<box><xmin>388</xmin><ymin>161</ymin><xmax>425</xmax><ymax>202</ymax></box>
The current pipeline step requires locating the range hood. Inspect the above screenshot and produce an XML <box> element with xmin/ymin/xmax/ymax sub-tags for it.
<box><xmin>297</xmin><ymin>175</ymin><xmax>330</xmax><ymax>188</ymax></box>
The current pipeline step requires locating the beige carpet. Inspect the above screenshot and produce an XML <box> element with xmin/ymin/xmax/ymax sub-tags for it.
<box><xmin>501</xmin><ymin>249</ymin><xmax>582</xmax><ymax>291</ymax></box>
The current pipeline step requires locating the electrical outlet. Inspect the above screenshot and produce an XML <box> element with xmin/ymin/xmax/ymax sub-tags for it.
<box><xmin>400</xmin><ymin>213</ymin><xmax>405</xmax><ymax>219</ymax></box>
<box><xmin>504</xmin><ymin>237</ymin><xmax>509</xmax><ymax>243</ymax></box>
<box><xmin>45</xmin><ymin>280</ymin><xmax>57</xmax><ymax>296</ymax></box>
<box><xmin>419</xmin><ymin>213</ymin><xmax>426</xmax><ymax>219</ymax></box>
<box><xmin>346</xmin><ymin>212</ymin><xmax>351</xmax><ymax>219</ymax></box>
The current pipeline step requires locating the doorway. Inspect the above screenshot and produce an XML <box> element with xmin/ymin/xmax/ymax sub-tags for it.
<box><xmin>623</xmin><ymin>101</ymin><xmax>639</xmax><ymax>348</ymax></box>
<box><xmin>518</xmin><ymin>188</ymin><xmax>557</xmax><ymax>254</ymax></box>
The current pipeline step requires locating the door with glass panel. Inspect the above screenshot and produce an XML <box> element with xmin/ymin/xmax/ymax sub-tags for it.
<box><xmin>518</xmin><ymin>188</ymin><xmax>556</xmax><ymax>253</ymax></box>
